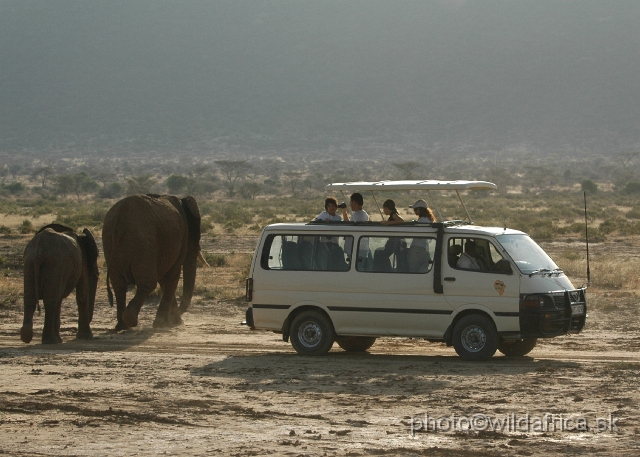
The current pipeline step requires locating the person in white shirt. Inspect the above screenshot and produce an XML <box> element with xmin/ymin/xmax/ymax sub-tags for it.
<box><xmin>342</xmin><ymin>192</ymin><xmax>369</xmax><ymax>222</ymax></box>
<box><xmin>457</xmin><ymin>240</ymin><xmax>481</xmax><ymax>270</ymax></box>
<box><xmin>315</xmin><ymin>197</ymin><xmax>342</xmax><ymax>222</ymax></box>
<box><xmin>342</xmin><ymin>193</ymin><xmax>371</xmax><ymax>269</ymax></box>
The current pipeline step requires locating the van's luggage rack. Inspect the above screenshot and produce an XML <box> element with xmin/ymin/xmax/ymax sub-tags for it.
<box><xmin>324</xmin><ymin>180</ymin><xmax>497</xmax><ymax>223</ymax></box>
<box><xmin>307</xmin><ymin>219</ymin><xmax>471</xmax><ymax>227</ymax></box>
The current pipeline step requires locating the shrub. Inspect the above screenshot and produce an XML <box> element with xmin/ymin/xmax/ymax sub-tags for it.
<box><xmin>0</xmin><ymin>226</ymin><xmax>11</xmax><ymax>235</ymax></box>
<box><xmin>19</xmin><ymin>219</ymin><xmax>33</xmax><ymax>234</ymax></box>
<box><xmin>626</xmin><ymin>207</ymin><xmax>640</xmax><ymax>219</ymax></box>
<box><xmin>204</xmin><ymin>253</ymin><xmax>227</xmax><ymax>267</ymax></box>
<box><xmin>5</xmin><ymin>182</ymin><xmax>25</xmax><ymax>194</ymax></box>
<box><xmin>98</xmin><ymin>182</ymin><xmax>124</xmax><ymax>199</ymax></box>
<box><xmin>581</xmin><ymin>179</ymin><xmax>598</xmax><ymax>195</ymax></box>
<box><xmin>621</xmin><ymin>181</ymin><xmax>640</xmax><ymax>195</ymax></box>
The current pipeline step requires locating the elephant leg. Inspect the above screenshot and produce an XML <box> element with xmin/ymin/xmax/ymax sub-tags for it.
<box><xmin>75</xmin><ymin>283</ymin><xmax>93</xmax><ymax>340</ymax></box>
<box><xmin>54</xmin><ymin>302</ymin><xmax>63</xmax><ymax>343</ymax></box>
<box><xmin>21</xmin><ymin>271</ymin><xmax>38</xmax><ymax>343</ymax></box>
<box><xmin>41</xmin><ymin>298</ymin><xmax>61</xmax><ymax>344</ymax></box>
<box><xmin>154</xmin><ymin>265</ymin><xmax>182</xmax><ymax>328</ymax></box>
<box><xmin>111</xmin><ymin>274</ymin><xmax>129</xmax><ymax>331</ymax></box>
<box><xmin>122</xmin><ymin>281</ymin><xmax>156</xmax><ymax>329</ymax></box>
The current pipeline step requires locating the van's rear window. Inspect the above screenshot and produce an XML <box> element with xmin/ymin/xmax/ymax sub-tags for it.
<box><xmin>261</xmin><ymin>234</ymin><xmax>353</xmax><ymax>271</ymax></box>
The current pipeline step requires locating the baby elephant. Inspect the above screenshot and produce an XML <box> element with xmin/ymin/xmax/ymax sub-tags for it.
<box><xmin>21</xmin><ymin>224</ymin><xmax>99</xmax><ymax>344</ymax></box>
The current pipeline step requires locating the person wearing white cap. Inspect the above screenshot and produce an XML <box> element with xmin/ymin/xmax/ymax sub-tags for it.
<box><xmin>409</xmin><ymin>199</ymin><xmax>435</xmax><ymax>223</ymax></box>
<box><xmin>407</xmin><ymin>199</ymin><xmax>435</xmax><ymax>272</ymax></box>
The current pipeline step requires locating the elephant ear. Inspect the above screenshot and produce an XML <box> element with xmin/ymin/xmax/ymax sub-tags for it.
<box><xmin>181</xmin><ymin>196</ymin><xmax>201</xmax><ymax>219</ymax></box>
<box><xmin>81</xmin><ymin>228</ymin><xmax>100</xmax><ymax>276</ymax></box>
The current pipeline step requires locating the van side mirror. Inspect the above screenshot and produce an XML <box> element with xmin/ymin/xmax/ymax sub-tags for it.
<box><xmin>493</xmin><ymin>259</ymin><xmax>513</xmax><ymax>275</ymax></box>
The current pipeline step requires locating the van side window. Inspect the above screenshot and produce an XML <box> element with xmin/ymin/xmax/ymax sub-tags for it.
<box><xmin>357</xmin><ymin>236</ymin><xmax>435</xmax><ymax>273</ymax></box>
<box><xmin>448</xmin><ymin>237</ymin><xmax>508</xmax><ymax>273</ymax></box>
<box><xmin>262</xmin><ymin>234</ymin><xmax>353</xmax><ymax>271</ymax></box>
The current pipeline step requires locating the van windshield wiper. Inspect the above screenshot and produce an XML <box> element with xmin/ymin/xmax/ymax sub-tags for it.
<box><xmin>528</xmin><ymin>268</ymin><xmax>563</xmax><ymax>277</ymax></box>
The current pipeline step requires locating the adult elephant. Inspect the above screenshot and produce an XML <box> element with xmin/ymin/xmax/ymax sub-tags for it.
<box><xmin>102</xmin><ymin>194</ymin><xmax>204</xmax><ymax>330</ymax></box>
<box><xmin>21</xmin><ymin>224</ymin><xmax>99</xmax><ymax>344</ymax></box>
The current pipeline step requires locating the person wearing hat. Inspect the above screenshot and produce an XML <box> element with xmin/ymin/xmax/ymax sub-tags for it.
<box><xmin>407</xmin><ymin>199</ymin><xmax>435</xmax><ymax>272</ymax></box>
<box><xmin>409</xmin><ymin>199</ymin><xmax>436</xmax><ymax>222</ymax></box>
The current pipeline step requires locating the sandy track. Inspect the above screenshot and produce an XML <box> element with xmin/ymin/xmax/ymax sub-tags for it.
<box><xmin>1</xmin><ymin>295</ymin><xmax>639</xmax><ymax>456</ymax></box>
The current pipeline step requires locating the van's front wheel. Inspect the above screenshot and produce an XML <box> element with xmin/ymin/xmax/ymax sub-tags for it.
<box><xmin>498</xmin><ymin>338</ymin><xmax>537</xmax><ymax>357</ymax></box>
<box><xmin>452</xmin><ymin>314</ymin><xmax>498</xmax><ymax>361</ymax></box>
<box><xmin>336</xmin><ymin>336</ymin><xmax>376</xmax><ymax>352</ymax></box>
<box><xmin>290</xmin><ymin>311</ymin><xmax>335</xmax><ymax>356</ymax></box>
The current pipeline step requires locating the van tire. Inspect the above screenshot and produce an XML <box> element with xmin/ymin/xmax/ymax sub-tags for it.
<box><xmin>290</xmin><ymin>311</ymin><xmax>335</xmax><ymax>356</ymax></box>
<box><xmin>498</xmin><ymin>338</ymin><xmax>537</xmax><ymax>357</ymax></box>
<box><xmin>336</xmin><ymin>336</ymin><xmax>376</xmax><ymax>352</ymax></box>
<box><xmin>452</xmin><ymin>314</ymin><xmax>498</xmax><ymax>361</ymax></box>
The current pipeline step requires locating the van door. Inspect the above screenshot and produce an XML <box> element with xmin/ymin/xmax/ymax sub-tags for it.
<box><xmin>442</xmin><ymin>236</ymin><xmax>520</xmax><ymax>331</ymax></box>
<box><xmin>332</xmin><ymin>235</ymin><xmax>454</xmax><ymax>338</ymax></box>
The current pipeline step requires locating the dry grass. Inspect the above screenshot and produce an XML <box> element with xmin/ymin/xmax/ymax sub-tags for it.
<box><xmin>558</xmin><ymin>256</ymin><xmax>640</xmax><ymax>291</ymax></box>
<box><xmin>0</xmin><ymin>276</ymin><xmax>21</xmax><ymax>309</ymax></box>
<box><xmin>194</xmin><ymin>252</ymin><xmax>252</xmax><ymax>301</ymax></box>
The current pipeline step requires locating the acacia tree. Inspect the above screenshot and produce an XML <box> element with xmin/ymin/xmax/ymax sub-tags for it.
<box><xmin>53</xmin><ymin>174</ymin><xmax>75</xmax><ymax>198</ymax></box>
<box><xmin>392</xmin><ymin>161</ymin><xmax>422</xmax><ymax>180</ymax></box>
<box><xmin>126</xmin><ymin>174</ymin><xmax>157</xmax><ymax>195</ymax></box>
<box><xmin>215</xmin><ymin>160</ymin><xmax>252</xmax><ymax>197</ymax></box>
<box><xmin>32</xmin><ymin>166</ymin><xmax>55</xmax><ymax>188</ymax></box>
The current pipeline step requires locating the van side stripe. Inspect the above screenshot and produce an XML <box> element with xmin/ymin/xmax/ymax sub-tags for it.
<box><xmin>494</xmin><ymin>312</ymin><xmax>520</xmax><ymax>317</ymax></box>
<box><xmin>252</xmin><ymin>304</ymin><xmax>291</xmax><ymax>310</ymax></box>
<box><xmin>327</xmin><ymin>306</ymin><xmax>452</xmax><ymax>315</ymax></box>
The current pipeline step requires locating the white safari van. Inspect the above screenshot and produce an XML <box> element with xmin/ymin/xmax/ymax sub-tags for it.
<box><xmin>244</xmin><ymin>180</ymin><xmax>587</xmax><ymax>361</ymax></box>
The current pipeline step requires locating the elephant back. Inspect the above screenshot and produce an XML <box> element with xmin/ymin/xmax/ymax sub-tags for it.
<box><xmin>102</xmin><ymin>194</ymin><xmax>190</xmax><ymax>277</ymax></box>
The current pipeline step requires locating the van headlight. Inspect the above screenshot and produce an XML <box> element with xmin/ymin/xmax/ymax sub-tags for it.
<box><xmin>521</xmin><ymin>294</ymin><xmax>552</xmax><ymax>309</ymax></box>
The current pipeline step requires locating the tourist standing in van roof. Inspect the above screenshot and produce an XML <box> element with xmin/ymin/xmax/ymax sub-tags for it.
<box><xmin>315</xmin><ymin>197</ymin><xmax>342</xmax><ymax>222</ymax></box>
<box><xmin>409</xmin><ymin>199</ymin><xmax>436</xmax><ymax>222</ymax></box>
<box><xmin>381</xmin><ymin>199</ymin><xmax>404</xmax><ymax>225</ymax></box>
<box><xmin>342</xmin><ymin>192</ymin><xmax>369</xmax><ymax>222</ymax></box>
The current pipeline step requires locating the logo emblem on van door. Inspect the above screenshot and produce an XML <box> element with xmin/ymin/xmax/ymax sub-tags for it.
<box><xmin>494</xmin><ymin>280</ymin><xmax>506</xmax><ymax>296</ymax></box>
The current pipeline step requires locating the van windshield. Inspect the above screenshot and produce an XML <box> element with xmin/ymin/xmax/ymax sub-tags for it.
<box><xmin>495</xmin><ymin>234</ymin><xmax>559</xmax><ymax>275</ymax></box>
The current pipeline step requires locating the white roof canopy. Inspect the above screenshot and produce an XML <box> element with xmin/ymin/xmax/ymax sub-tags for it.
<box><xmin>325</xmin><ymin>180</ymin><xmax>497</xmax><ymax>192</ymax></box>
<box><xmin>324</xmin><ymin>180</ymin><xmax>497</xmax><ymax>223</ymax></box>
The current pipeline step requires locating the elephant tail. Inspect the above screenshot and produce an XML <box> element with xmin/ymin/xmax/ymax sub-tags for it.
<box><xmin>33</xmin><ymin>258</ymin><xmax>41</xmax><ymax>316</ymax></box>
<box><xmin>106</xmin><ymin>270</ymin><xmax>114</xmax><ymax>307</ymax></box>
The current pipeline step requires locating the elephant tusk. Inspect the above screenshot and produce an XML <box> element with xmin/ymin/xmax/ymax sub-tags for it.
<box><xmin>198</xmin><ymin>250</ymin><xmax>210</xmax><ymax>267</ymax></box>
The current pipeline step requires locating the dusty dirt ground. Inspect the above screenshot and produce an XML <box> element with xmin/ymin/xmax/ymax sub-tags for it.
<box><xmin>0</xmin><ymin>234</ymin><xmax>639</xmax><ymax>456</ymax></box>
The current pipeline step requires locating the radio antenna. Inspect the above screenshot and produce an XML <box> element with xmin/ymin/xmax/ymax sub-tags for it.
<box><xmin>583</xmin><ymin>191</ymin><xmax>591</xmax><ymax>287</ymax></box>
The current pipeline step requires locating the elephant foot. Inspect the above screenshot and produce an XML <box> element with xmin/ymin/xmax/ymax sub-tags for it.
<box><xmin>169</xmin><ymin>312</ymin><xmax>183</xmax><ymax>327</ymax></box>
<box><xmin>114</xmin><ymin>321</ymin><xmax>130</xmax><ymax>331</ymax></box>
<box><xmin>152</xmin><ymin>315</ymin><xmax>171</xmax><ymax>328</ymax></box>
<box><xmin>122</xmin><ymin>308</ymin><xmax>139</xmax><ymax>328</ymax></box>
<box><xmin>42</xmin><ymin>334</ymin><xmax>62</xmax><ymax>344</ymax></box>
<box><xmin>76</xmin><ymin>328</ymin><xmax>93</xmax><ymax>340</ymax></box>
<box><xmin>20</xmin><ymin>326</ymin><xmax>33</xmax><ymax>344</ymax></box>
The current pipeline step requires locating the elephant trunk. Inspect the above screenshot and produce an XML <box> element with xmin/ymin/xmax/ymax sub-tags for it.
<box><xmin>178</xmin><ymin>248</ymin><xmax>198</xmax><ymax>315</ymax></box>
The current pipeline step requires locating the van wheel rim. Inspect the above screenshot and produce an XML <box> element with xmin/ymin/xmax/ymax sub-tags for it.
<box><xmin>298</xmin><ymin>321</ymin><xmax>322</xmax><ymax>348</ymax></box>
<box><xmin>461</xmin><ymin>325</ymin><xmax>486</xmax><ymax>353</ymax></box>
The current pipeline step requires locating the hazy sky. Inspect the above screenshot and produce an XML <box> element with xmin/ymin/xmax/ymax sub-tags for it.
<box><xmin>1</xmin><ymin>0</ymin><xmax>639</xmax><ymax>153</ymax></box>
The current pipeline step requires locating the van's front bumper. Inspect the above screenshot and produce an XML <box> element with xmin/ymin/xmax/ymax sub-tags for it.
<box><xmin>519</xmin><ymin>289</ymin><xmax>587</xmax><ymax>338</ymax></box>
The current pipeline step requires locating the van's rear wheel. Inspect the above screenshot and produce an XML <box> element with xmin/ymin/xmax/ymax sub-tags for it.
<box><xmin>498</xmin><ymin>338</ymin><xmax>537</xmax><ymax>357</ymax></box>
<box><xmin>336</xmin><ymin>336</ymin><xmax>376</xmax><ymax>352</ymax></box>
<box><xmin>290</xmin><ymin>311</ymin><xmax>335</xmax><ymax>356</ymax></box>
<box><xmin>452</xmin><ymin>314</ymin><xmax>498</xmax><ymax>361</ymax></box>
